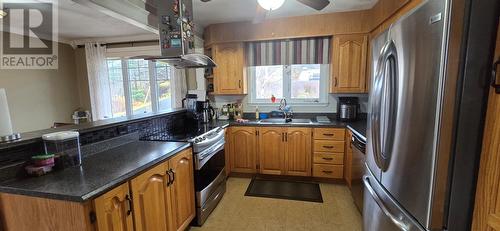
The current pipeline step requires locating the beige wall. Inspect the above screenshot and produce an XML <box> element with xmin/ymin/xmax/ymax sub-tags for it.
<box><xmin>0</xmin><ymin>35</ymin><xmax>81</xmax><ymax>133</ymax></box>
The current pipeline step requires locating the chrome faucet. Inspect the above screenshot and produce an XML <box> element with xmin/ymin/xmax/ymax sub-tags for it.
<box><xmin>278</xmin><ymin>99</ymin><xmax>293</xmax><ymax>122</ymax></box>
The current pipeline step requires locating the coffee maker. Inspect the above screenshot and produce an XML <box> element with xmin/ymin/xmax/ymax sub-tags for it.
<box><xmin>337</xmin><ymin>97</ymin><xmax>359</xmax><ymax>121</ymax></box>
<box><xmin>182</xmin><ymin>94</ymin><xmax>200</xmax><ymax>113</ymax></box>
<box><xmin>201</xmin><ymin>101</ymin><xmax>215</xmax><ymax>123</ymax></box>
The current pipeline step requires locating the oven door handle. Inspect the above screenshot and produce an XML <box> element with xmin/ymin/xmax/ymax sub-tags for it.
<box><xmin>199</xmin><ymin>140</ymin><xmax>225</xmax><ymax>161</ymax></box>
<box><xmin>195</xmin><ymin>140</ymin><xmax>225</xmax><ymax>170</ymax></box>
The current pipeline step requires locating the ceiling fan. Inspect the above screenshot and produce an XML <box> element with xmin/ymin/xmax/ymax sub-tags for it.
<box><xmin>200</xmin><ymin>0</ymin><xmax>331</xmax><ymax>23</ymax></box>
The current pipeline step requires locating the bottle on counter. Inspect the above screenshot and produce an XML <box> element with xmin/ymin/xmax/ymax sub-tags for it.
<box><xmin>255</xmin><ymin>106</ymin><xmax>260</xmax><ymax>120</ymax></box>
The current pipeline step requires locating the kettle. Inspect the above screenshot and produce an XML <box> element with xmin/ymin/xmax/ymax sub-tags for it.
<box><xmin>201</xmin><ymin>101</ymin><xmax>215</xmax><ymax>123</ymax></box>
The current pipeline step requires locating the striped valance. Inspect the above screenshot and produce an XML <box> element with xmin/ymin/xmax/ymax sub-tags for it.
<box><xmin>246</xmin><ymin>37</ymin><xmax>331</xmax><ymax>66</ymax></box>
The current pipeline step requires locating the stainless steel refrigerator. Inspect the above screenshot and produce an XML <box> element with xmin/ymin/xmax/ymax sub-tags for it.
<box><xmin>364</xmin><ymin>0</ymin><xmax>451</xmax><ymax>230</ymax></box>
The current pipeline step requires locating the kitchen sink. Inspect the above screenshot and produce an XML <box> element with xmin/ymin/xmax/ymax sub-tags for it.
<box><xmin>258</xmin><ymin>118</ymin><xmax>312</xmax><ymax>124</ymax></box>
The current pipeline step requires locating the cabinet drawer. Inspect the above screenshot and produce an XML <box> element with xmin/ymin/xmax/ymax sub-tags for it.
<box><xmin>313</xmin><ymin>140</ymin><xmax>345</xmax><ymax>152</ymax></box>
<box><xmin>313</xmin><ymin>152</ymin><xmax>344</xmax><ymax>165</ymax></box>
<box><xmin>313</xmin><ymin>164</ymin><xmax>343</xmax><ymax>179</ymax></box>
<box><xmin>313</xmin><ymin>128</ymin><xmax>345</xmax><ymax>141</ymax></box>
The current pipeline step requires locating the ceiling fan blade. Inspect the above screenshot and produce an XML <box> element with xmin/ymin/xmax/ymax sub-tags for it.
<box><xmin>252</xmin><ymin>4</ymin><xmax>268</xmax><ymax>24</ymax></box>
<box><xmin>296</xmin><ymin>0</ymin><xmax>330</xmax><ymax>11</ymax></box>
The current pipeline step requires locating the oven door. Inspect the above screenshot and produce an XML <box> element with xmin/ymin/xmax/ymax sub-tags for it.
<box><xmin>194</xmin><ymin>142</ymin><xmax>226</xmax><ymax>208</ymax></box>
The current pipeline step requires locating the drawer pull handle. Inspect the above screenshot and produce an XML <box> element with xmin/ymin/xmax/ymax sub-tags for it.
<box><xmin>322</xmin><ymin>170</ymin><xmax>333</xmax><ymax>174</ymax></box>
<box><xmin>322</xmin><ymin>157</ymin><xmax>334</xmax><ymax>160</ymax></box>
<box><xmin>323</xmin><ymin>146</ymin><xmax>334</xmax><ymax>149</ymax></box>
<box><xmin>323</xmin><ymin>133</ymin><xmax>334</xmax><ymax>136</ymax></box>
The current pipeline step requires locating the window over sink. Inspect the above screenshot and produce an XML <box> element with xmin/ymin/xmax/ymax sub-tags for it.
<box><xmin>249</xmin><ymin>64</ymin><xmax>329</xmax><ymax>104</ymax></box>
<box><xmin>246</xmin><ymin>37</ymin><xmax>331</xmax><ymax>105</ymax></box>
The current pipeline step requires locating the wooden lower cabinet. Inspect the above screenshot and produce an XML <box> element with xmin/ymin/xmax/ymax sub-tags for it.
<box><xmin>0</xmin><ymin>193</ymin><xmax>94</xmax><ymax>231</ymax></box>
<box><xmin>258</xmin><ymin>127</ymin><xmax>285</xmax><ymax>175</ymax></box>
<box><xmin>312</xmin><ymin>164</ymin><xmax>344</xmax><ymax>178</ymax></box>
<box><xmin>229</xmin><ymin>127</ymin><xmax>257</xmax><ymax>173</ymax></box>
<box><xmin>312</xmin><ymin>128</ymin><xmax>346</xmax><ymax>179</ymax></box>
<box><xmin>169</xmin><ymin>149</ymin><xmax>196</xmax><ymax>231</ymax></box>
<box><xmin>130</xmin><ymin>160</ymin><xmax>173</xmax><ymax>231</ymax></box>
<box><xmin>257</xmin><ymin>127</ymin><xmax>312</xmax><ymax>176</ymax></box>
<box><xmin>96</xmin><ymin>148</ymin><xmax>195</xmax><ymax>231</ymax></box>
<box><xmin>285</xmin><ymin>128</ymin><xmax>312</xmax><ymax>176</ymax></box>
<box><xmin>94</xmin><ymin>183</ymin><xmax>134</xmax><ymax>231</ymax></box>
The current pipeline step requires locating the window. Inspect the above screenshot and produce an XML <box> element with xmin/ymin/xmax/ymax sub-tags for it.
<box><xmin>105</xmin><ymin>58</ymin><xmax>172</xmax><ymax>118</ymax></box>
<box><xmin>249</xmin><ymin>64</ymin><xmax>329</xmax><ymax>104</ymax></box>
<box><xmin>246</xmin><ymin>36</ymin><xmax>331</xmax><ymax>105</ymax></box>
<box><xmin>106</xmin><ymin>59</ymin><xmax>126</xmax><ymax>117</ymax></box>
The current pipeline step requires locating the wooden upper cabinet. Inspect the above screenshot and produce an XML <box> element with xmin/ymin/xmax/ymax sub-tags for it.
<box><xmin>213</xmin><ymin>42</ymin><xmax>247</xmax><ymax>95</ymax></box>
<box><xmin>94</xmin><ymin>183</ymin><xmax>134</xmax><ymax>231</ymax></box>
<box><xmin>331</xmin><ymin>34</ymin><xmax>368</xmax><ymax>93</ymax></box>
<box><xmin>130</xmin><ymin>162</ymin><xmax>173</xmax><ymax>231</ymax></box>
<box><xmin>258</xmin><ymin>127</ymin><xmax>285</xmax><ymax>175</ymax></box>
<box><xmin>229</xmin><ymin>127</ymin><xmax>257</xmax><ymax>173</ymax></box>
<box><xmin>169</xmin><ymin>149</ymin><xmax>196</xmax><ymax>231</ymax></box>
<box><xmin>285</xmin><ymin>127</ymin><xmax>312</xmax><ymax>176</ymax></box>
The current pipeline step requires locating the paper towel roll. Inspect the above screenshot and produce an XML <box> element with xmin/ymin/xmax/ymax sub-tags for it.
<box><xmin>0</xmin><ymin>89</ymin><xmax>14</xmax><ymax>137</ymax></box>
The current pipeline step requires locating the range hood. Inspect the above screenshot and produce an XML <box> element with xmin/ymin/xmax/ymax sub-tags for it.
<box><xmin>145</xmin><ymin>0</ymin><xmax>216</xmax><ymax>69</ymax></box>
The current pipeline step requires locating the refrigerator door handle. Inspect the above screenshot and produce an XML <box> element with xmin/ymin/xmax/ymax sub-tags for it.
<box><xmin>363</xmin><ymin>175</ymin><xmax>410</xmax><ymax>231</ymax></box>
<box><xmin>380</xmin><ymin>48</ymin><xmax>398</xmax><ymax>170</ymax></box>
<box><xmin>371</xmin><ymin>41</ymin><xmax>399</xmax><ymax>171</ymax></box>
<box><xmin>370</xmin><ymin>42</ymin><xmax>390</xmax><ymax>170</ymax></box>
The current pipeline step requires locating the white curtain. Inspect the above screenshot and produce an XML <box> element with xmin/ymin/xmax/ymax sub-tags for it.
<box><xmin>170</xmin><ymin>68</ymin><xmax>188</xmax><ymax>108</ymax></box>
<box><xmin>85</xmin><ymin>42</ymin><xmax>112</xmax><ymax>120</ymax></box>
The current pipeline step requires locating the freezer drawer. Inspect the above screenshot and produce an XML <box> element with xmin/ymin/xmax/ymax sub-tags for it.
<box><xmin>363</xmin><ymin>165</ymin><xmax>424</xmax><ymax>231</ymax></box>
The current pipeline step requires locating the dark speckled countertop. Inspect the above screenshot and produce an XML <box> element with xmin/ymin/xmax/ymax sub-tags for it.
<box><xmin>212</xmin><ymin>117</ymin><xmax>367</xmax><ymax>141</ymax></box>
<box><xmin>0</xmin><ymin>141</ymin><xmax>191</xmax><ymax>202</ymax></box>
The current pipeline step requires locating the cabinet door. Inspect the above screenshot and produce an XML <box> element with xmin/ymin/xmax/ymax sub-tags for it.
<box><xmin>168</xmin><ymin>148</ymin><xmax>196</xmax><ymax>231</ymax></box>
<box><xmin>258</xmin><ymin>127</ymin><xmax>285</xmax><ymax>175</ymax></box>
<box><xmin>213</xmin><ymin>43</ymin><xmax>246</xmax><ymax>94</ymax></box>
<box><xmin>94</xmin><ymin>183</ymin><xmax>134</xmax><ymax>231</ymax></box>
<box><xmin>130</xmin><ymin>162</ymin><xmax>173</xmax><ymax>231</ymax></box>
<box><xmin>331</xmin><ymin>34</ymin><xmax>368</xmax><ymax>93</ymax></box>
<box><xmin>285</xmin><ymin>127</ymin><xmax>312</xmax><ymax>176</ymax></box>
<box><xmin>229</xmin><ymin>127</ymin><xmax>257</xmax><ymax>173</ymax></box>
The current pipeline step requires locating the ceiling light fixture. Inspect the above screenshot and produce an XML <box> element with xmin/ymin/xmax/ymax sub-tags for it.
<box><xmin>257</xmin><ymin>0</ymin><xmax>285</xmax><ymax>11</ymax></box>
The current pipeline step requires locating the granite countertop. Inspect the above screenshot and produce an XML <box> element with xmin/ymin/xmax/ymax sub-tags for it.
<box><xmin>227</xmin><ymin>118</ymin><xmax>348</xmax><ymax>127</ymax></box>
<box><xmin>215</xmin><ymin>117</ymin><xmax>367</xmax><ymax>141</ymax></box>
<box><xmin>0</xmin><ymin>141</ymin><xmax>191</xmax><ymax>202</ymax></box>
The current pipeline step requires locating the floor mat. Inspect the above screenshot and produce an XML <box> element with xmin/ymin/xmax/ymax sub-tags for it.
<box><xmin>245</xmin><ymin>178</ymin><xmax>323</xmax><ymax>203</ymax></box>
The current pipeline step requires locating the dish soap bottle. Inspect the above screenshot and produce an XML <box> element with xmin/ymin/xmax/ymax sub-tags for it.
<box><xmin>255</xmin><ymin>106</ymin><xmax>260</xmax><ymax>120</ymax></box>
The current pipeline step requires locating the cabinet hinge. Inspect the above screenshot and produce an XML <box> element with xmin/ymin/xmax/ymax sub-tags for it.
<box><xmin>89</xmin><ymin>211</ymin><xmax>97</xmax><ymax>224</ymax></box>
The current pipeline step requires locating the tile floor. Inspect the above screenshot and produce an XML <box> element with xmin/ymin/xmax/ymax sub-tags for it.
<box><xmin>188</xmin><ymin>177</ymin><xmax>362</xmax><ymax>231</ymax></box>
